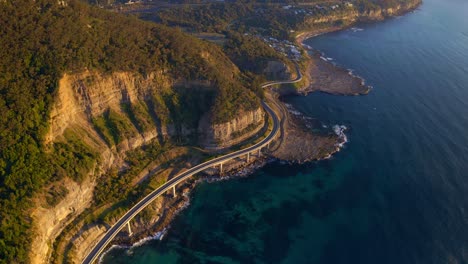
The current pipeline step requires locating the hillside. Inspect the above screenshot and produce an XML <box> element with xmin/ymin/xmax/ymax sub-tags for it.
<box><xmin>0</xmin><ymin>0</ymin><xmax>422</xmax><ymax>263</ymax></box>
<box><xmin>0</xmin><ymin>0</ymin><xmax>260</xmax><ymax>263</ymax></box>
<box><xmin>141</xmin><ymin>0</ymin><xmax>422</xmax><ymax>39</ymax></box>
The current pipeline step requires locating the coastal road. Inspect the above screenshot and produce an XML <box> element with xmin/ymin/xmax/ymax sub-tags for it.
<box><xmin>82</xmin><ymin>73</ymin><xmax>302</xmax><ymax>264</ymax></box>
<box><xmin>261</xmin><ymin>64</ymin><xmax>302</xmax><ymax>88</ymax></box>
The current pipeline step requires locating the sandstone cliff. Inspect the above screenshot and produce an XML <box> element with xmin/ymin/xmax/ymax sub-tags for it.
<box><xmin>46</xmin><ymin>70</ymin><xmax>174</xmax><ymax>150</ymax></box>
<box><xmin>299</xmin><ymin>0</ymin><xmax>421</xmax><ymax>31</ymax></box>
<box><xmin>30</xmin><ymin>70</ymin><xmax>266</xmax><ymax>264</ymax></box>
<box><xmin>199</xmin><ymin>107</ymin><xmax>265</xmax><ymax>149</ymax></box>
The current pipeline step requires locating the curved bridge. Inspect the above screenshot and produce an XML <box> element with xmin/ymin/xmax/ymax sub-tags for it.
<box><xmin>82</xmin><ymin>72</ymin><xmax>301</xmax><ymax>263</ymax></box>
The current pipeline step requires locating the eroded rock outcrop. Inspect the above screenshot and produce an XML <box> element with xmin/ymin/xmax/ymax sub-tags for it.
<box><xmin>32</xmin><ymin>70</ymin><xmax>266</xmax><ymax>264</ymax></box>
<box><xmin>46</xmin><ymin>70</ymin><xmax>174</xmax><ymax>146</ymax></box>
<box><xmin>199</xmin><ymin>107</ymin><xmax>265</xmax><ymax>149</ymax></box>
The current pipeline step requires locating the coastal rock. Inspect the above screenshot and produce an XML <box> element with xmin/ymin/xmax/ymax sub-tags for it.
<box><xmin>34</xmin><ymin>69</ymin><xmax>266</xmax><ymax>264</ymax></box>
<box><xmin>304</xmin><ymin>52</ymin><xmax>371</xmax><ymax>96</ymax></box>
<box><xmin>199</xmin><ymin>107</ymin><xmax>265</xmax><ymax>149</ymax></box>
<box><xmin>269</xmin><ymin>96</ymin><xmax>342</xmax><ymax>163</ymax></box>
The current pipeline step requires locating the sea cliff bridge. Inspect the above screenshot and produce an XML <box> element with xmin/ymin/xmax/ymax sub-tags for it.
<box><xmin>82</xmin><ymin>72</ymin><xmax>302</xmax><ymax>264</ymax></box>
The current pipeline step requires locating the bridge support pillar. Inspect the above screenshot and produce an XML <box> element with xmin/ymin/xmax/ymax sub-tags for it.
<box><xmin>247</xmin><ymin>152</ymin><xmax>250</xmax><ymax>163</ymax></box>
<box><xmin>127</xmin><ymin>221</ymin><xmax>133</xmax><ymax>236</ymax></box>
<box><xmin>258</xmin><ymin>148</ymin><xmax>261</xmax><ymax>157</ymax></box>
<box><xmin>220</xmin><ymin>163</ymin><xmax>223</xmax><ymax>174</ymax></box>
<box><xmin>173</xmin><ymin>185</ymin><xmax>177</xmax><ymax>198</ymax></box>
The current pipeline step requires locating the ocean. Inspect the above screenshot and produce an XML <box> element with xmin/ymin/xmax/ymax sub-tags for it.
<box><xmin>103</xmin><ymin>0</ymin><xmax>468</xmax><ymax>263</ymax></box>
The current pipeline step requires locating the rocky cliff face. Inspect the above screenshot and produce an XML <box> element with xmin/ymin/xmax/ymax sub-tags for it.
<box><xmin>46</xmin><ymin>70</ymin><xmax>264</xmax><ymax>150</ymax></box>
<box><xmin>31</xmin><ymin>176</ymin><xmax>98</xmax><ymax>264</ymax></box>
<box><xmin>301</xmin><ymin>0</ymin><xmax>421</xmax><ymax>28</ymax></box>
<box><xmin>46</xmin><ymin>70</ymin><xmax>173</xmax><ymax>148</ymax></box>
<box><xmin>199</xmin><ymin>107</ymin><xmax>265</xmax><ymax>149</ymax></box>
<box><xmin>32</xmin><ymin>70</ymin><xmax>266</xmax><ymax>264</ymax></box>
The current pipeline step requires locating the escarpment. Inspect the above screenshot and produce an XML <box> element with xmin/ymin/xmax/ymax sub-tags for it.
<box><xmin>46</xmin><ymin>70</ymin><xmax>175</xmax><ymax>149</ymax></box>
<box><xmin>32</xmin><ymin>68</ymin><xmax>265</xmax><ymax>264</ymax></box>
<box><xmin>199</xmin><ymin>107</ymin><xmax>265</xmax><ymax>149</ymax></box>
<box><xmin>300</xmin><ymin>0</ymin><xmax>421</xmax><ymax>29</ymax></box>
<box><xmin>47</xmin><ymin>70</ymin><xmax>264</xmax><ymax>150</ymax></box>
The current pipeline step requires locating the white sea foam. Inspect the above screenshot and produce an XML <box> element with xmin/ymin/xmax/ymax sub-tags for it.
<box><xmin>285</xmin><ymin>103</ymin><xmax>302</xmax><ymax>116</ymax></box>
<box><xmin>131</xmin><ymin>228</ymin><xmax>168</xmax><ymax>248</ymax></box>
<box><xmin>350</xmin><ymin>27</ymin><xmax>364</xmax><ymax>32</ymax></box>
<box><xmin>347</xmin><ymin>69</ymin><xmax>368</xmax><ymax>86</ymax></box>
<box><xmin>98</xmin><ymin>196</ymin><xmax>192</xmax><ymax>262</ymax></box>
<box><xmin>333</xmin><ymin>125</ymin><xmax>348</xmax><ymax>148</ymax></box>
<box><xmin>303</xmin><ymin>44</ymin><xmax>313</xmax><ymax>50</ymax></box>
<box><xmin>99</xmin><ymin>244</ymin><xmax>129</xmax><ymax>263</ymax></box>
<box><xmin>320</xmin><ymin>125</ymin><xmax>348</xmax><ymax>161</ymax></box>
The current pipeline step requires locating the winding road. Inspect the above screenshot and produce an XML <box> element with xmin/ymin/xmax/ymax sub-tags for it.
<box><xmin>82</xmin><ymin>71</ymin><xmax>302</xmax><ymax>264</ymax></box>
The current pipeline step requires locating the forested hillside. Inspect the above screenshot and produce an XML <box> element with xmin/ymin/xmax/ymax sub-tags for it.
<box><xmin>146</xmin><ymin>0</ymin><xmax>421</xmax><ymax>39</ymax></box>
<box><xmin>0</xmin><ymin>0</ymin><xmax>258</xmax><ymax>262</ymax></box>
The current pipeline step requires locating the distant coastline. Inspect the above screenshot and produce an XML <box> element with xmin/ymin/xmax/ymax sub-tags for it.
<box><xmin>294</xmin><ymin>0</ymin><xmax>421</xmax><ymax>96</ymax></box>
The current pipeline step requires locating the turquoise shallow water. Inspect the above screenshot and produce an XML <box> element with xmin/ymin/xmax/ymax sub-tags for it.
<box><xmin>104</xmin><ymin>0</ymin><xmax>468</xmax><ymax>263</ymax></box>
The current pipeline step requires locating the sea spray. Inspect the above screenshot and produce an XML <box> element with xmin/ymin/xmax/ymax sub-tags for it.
<box><xmin>333</xmin><ymin>124</ymin><xmax>348</xmax><ymax>148</ymax></box>
<box><xmin>350</xmin><ymin>27</ymin><xmax>364</xmax><ymax>32</ymax></box>
<box><xmin>99</xmin><ymin>193</ymin><xmax>193</xmax><ymax>262</ymax></box>
<box><xmin>319</xmin><ymin>125</ymin><xmax>348</xmax><ymax>160</ymax></box>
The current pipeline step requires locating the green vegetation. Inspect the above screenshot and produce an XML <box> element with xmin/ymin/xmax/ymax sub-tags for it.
<box><xmin>92</xmin><ymin>108</ymin><xmax>137</xmax><ymax>146</ymax></box>
<box><xmin>0</xmin><ymin>0</ymin><xmax>257</xmax><ymax>262</ymax></box>
<box><xmin>223</xmin><ymin>31</ymin><xmax>292</xmax><ymax>76</ymax></box>
<box><xmin>122</xmin><ymin>102</ymin><xmax>153</xmax><ymax>133</ymax></box>
<box><xmin>0</xmin><ymin>0</ymin><xmax>419</xmax><ymax>262</ymax></box>
<box><xmin>152</xmin><ymin>2</ymin><xmax>254</xmax><ymax>32</ymax></box>
<box><xmin>145</xmin><ymin>0</ymin><xmax>420</xmax><ymax>39</ymax></box>
<box><xmin>51</xmin><ymin>130</ymin><xmax>100</xmax><ymax>183</ymax></box>
<box><xmin>230</xmin><ymin>123</ymin><xmax>259</xmax><ymax>139</ymax></box>
<box><xmin>92</xmin><ymin>141</ymin><xmax>204</xmax><ymax>225</ymax></box>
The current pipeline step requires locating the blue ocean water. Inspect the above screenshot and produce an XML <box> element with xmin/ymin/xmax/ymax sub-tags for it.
<box><xmin>104</xmin><ymin>0</ymin><xmax>468</xmax><ymax>263</ymax></box>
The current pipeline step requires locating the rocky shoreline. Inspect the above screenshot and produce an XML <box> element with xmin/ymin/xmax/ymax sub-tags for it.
<box><xmin>98</xmin><ymin>93</ymin><xmax>353</xmax><ymax>261</ymax></box>
<box><xmin>305</xmin><ymin>51</ymin><xmax>371</xmax><ymax>95</ymax></box>
<box><xmin>98</xmin><ymin>156</ymin><xmax>273</xmax><ymax>259</ymax></box>
<box><xmin>296</xmin><ymin>28</ymin><xmax>372</xmax><ymax>96</ymax></box>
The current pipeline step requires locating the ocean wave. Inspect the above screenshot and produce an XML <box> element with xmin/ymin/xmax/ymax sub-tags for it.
<box><xmin>333</xmin><ymin>125</ymin><xmax>348</xmax><ymax>148</ymax></box>
<box><xmin>99</xmin><ymin>244</ymin><xmax>130</xmax><ymax>263</ymax></box>
<box><xmin>321</xmin><ymin>125</ymin><xmax>348</xmax><ymax>161</ymax></box>
<box><xmin>98</xmin><ymin>196</ymin><xmax>193</xmax><ymax>262</ymax></box>
<box><xmin>303</xmin><ymin>44</ymin><xmax>313</xmax><ymax>50</ymax></box>
<box><xmin>129</xmin><ymin>228</ymin><xmax>168</xmax><ymax>250</ymax></box>
<box><xmin>347</xmin><ymin>68</ymin><xmax>367</xmax><ymax>86</ymax></box>
<box><xmin>99</xmin><ymin>224</ymin><xmax>172</xmax><ymax>262</ymax></box>
<box><xmin>285</xmin><ymin>103</ymin><xmax>302</xmax><ymax>116</ymax></box>
<box><xmin>350</xmin><ymin>27</ymin><xmax>364</xmax><ymax>32</ymax></box>
<box><xmin>320</xmin><ymin>56</ymin><xmax>329</xmax><ymax>61</ymax></box>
